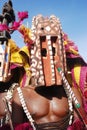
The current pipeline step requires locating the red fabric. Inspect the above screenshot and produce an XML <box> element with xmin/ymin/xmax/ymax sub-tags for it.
<box><xmin>84</xmin><ymin>91</ymin><xmax>87</xmax><ymax>98</ymax></box>
<box><xmin>0</xmin><ymin>124</ymin><xmax>11</xmax><ymax>130</ymax></box>
<box><xmin>67</xmin><ymin>119</ymin><xmax>87</xmax><ymax>130</ymax></box>
<box><xmin>0</xmin><ymin>123</ymin><xmax>33</xmax><ymax>130</ymax></box>
<box><xmin>14</xmin><ymin>123</ymin><xmax>33</xmax><ymax>130</ymax></box>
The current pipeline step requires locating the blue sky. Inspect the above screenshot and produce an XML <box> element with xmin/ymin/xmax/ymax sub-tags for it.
<box><xmin>0</xmin><ymin>0</ymin><xmax>87</xmax><ymax>62</ymax></box>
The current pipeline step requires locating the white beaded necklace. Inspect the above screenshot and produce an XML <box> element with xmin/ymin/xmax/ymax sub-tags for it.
<box><xmin>57</xmin><ymin>67</ymin><xmax>81</xmax><ymax>125</ymax></box>
<box><xmin>17</xmin><ymin>87</ymin><xmax>36</xmax><ymax>130</ymax></box>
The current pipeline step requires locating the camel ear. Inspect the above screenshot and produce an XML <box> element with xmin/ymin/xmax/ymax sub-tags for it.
<box><xmin>8</xmin><ymin>0</ymin><xmax>13</xmax><ymax>7</ymax></box>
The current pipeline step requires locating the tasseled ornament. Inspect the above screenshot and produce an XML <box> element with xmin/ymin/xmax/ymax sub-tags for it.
<box><xmin>18</xmin><ymin>11</ymin><xmax>28</xmax><ymax>21</ymax></box>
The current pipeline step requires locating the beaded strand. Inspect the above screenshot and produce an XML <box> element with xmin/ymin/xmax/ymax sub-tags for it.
<box><xmin>57</xmin><ymin>68</ymin><xmax>81</xmax><ymax>125</ymax></box>
<box><xmin>57</xmin><ymin>68</ymin><xmax>80</xmax><ymax>108</ymax></box>
<box><xmin>17</xmin><ymin>87</ymin><xmax>36</xmax><ymax>130</ymax></box>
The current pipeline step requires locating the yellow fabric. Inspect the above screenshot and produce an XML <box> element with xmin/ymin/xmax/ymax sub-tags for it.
<box><xmin>11</xmin><ymin>51</ymin><xmax>23</xmax><ymax>65</ymax></box>
<box><xmin>9</xmin><ymin>39</ymin><xmax>30</xmax><ymax>66</ymax></box>
<box><xmin>8</xmin><ymin>39</ymin><xmax>31</xmax><ymax>86</ymax></box>
<box><xmin>8</xmin><ymin>39</ymin><xmax>22</xmax><ymax>64</ymax></box>
<box><xmin>19</xmin><ymin>46</ymin><xmax>31</xmax><ymax>75</ymax></box>
<box><xmin>64</xmin><ymin>40</ymin><xmax>67</xmax><ymax>45</ymax></box>
<box><xmin>19</xmin><ymin>24</ymin><xmax>32</xmax><ymax>44</ymax></box>
<box><xmin>19</xmin><ymin>46</ymin><xmax>30</xmax><ymax>57</ymax></box>
<box><xmin>18</xmin><ymin>45</ymin><xmax>31</xmax><ymax>86</ymax></box>
<box><xmin>73</xmin><ymin>65</ymin><xmax>81</xmax><ymax>86</ymax></box>
<box><xmin>70</xmin><ymin>47</ymin><xmax>79</xmax><ymax>55</ymax></box>
<box><xmin>8</xmin><ymin>39</ymin><xmax>19</xmax><ymax>53</ymax></box>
